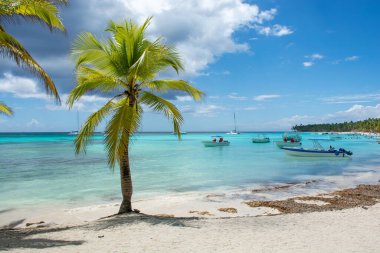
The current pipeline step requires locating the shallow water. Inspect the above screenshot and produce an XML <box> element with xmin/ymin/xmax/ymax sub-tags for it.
<box><xmin>0</xmin><ymin>132</ymin><xmax>379</xmax><ymax>211</ymax></box>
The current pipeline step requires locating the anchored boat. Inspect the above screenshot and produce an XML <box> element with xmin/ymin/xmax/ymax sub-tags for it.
<box><xmin>282</xmin><ymin>140</ymin><xmax>353</xmax><ymax>157</ymax></box>
<box><xmin>275</xmin><ymin>132</ymin><xmax>302</xmax><ymax>148</ymax></box>
<box><xmin>252</xmin><ymin>135</ymin><xmax>270</xmax><ymax>143</ymax></box>
<box><xmin>226</xmin><ymin>112</ymin><xmax>240</xmax><ymax>135</ymax></box>
<box><xmin>202</xmin><ymin>136</ymin><xmax>230</xmax><ymax>147</ymax></box>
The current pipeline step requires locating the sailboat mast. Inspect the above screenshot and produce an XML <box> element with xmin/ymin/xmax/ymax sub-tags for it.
<box><xmin>234</xmin><ymin>112</ymin><xmax>237</xmax><ymax>132</ymax></box>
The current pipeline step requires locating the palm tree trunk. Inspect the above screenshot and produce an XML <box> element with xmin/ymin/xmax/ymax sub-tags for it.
<box><xmin>118</xmin><ymin>141</ymin><xmax>133</xmax><ymax>214</ymax></box>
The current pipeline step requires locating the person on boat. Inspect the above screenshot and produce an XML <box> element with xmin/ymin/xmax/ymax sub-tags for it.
<box><xmin>212</xmin><ymin>138</ymin><xmax>216</xmax><ymax>142</ymax></box>
<box><xmin>219</xmin><ymin>137</ymin><xmax>224</xmax><ymax>142</ymax></box>
<box><xmin>290</xmin><ymin>138</ymin><xmax>294</xmax><ymax>143</ymax></box>
<box><xmin>283</xmin><ymin>137</ymin><xmax>287</xmax><ymax>142</ymax></box>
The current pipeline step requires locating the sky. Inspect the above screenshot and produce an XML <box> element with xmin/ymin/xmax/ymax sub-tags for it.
<box><xmin>1</xmin><ymin>0</ymin><xmax>380</xmax><ymax>132</ymax></box>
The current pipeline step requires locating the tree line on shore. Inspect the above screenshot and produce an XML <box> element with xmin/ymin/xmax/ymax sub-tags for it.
<box><xmin>292</xmin><ymin>118</ymin><xmax>380</xmax><ymax>133</ymax></box>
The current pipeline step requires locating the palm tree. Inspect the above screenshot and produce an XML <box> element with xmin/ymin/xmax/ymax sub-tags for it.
<box><xmin>0</xmin><ymin>101</ymin><xmax>12</xmax><ymax>116</ymax></box>
<box><xmin>0</xmin><ymin>0</ymin><xmax>68</xmax><ymax>103</ymax></box>
<box><xmin>67</xmin><ymin>17</ymin><xmax>204</xmax><ymax>214</ymax></box>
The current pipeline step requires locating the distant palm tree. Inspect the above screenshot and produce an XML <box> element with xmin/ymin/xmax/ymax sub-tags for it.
<box><xmin>67</xmin><ymin>17</ymin><xmax>204</xmax><ymax>213</ymax></box>
<box><xmin>0</xmin><ymin>101</ymin><xmax>12</xmax><ymax>116</ymax></box>
<box><xmin>0</xmin><ymin>0</ymin><xmax>68</xmax><ymax>103</ymax></box>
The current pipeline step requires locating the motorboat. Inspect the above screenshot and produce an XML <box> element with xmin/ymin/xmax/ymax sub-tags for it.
<box><xmin>274</xmin><ymin>141</ymin><xmax>301</xmax><ymax>148</ymax></box>
<box><xmin>226</xmin><ymin>112</ymin><xmax>240</xmax><ymax>135</ymax></box>
<box><xmin>252</xmin><ymin>135</ymin><xmax>270</xmax><ymax>143</ymax></box>
<box><xmin>68</xmin><ymin>131</ymin><xmax>79</xmax><ymax>136</ymax></box>
<box><xmin>202</xmin><ymin>136</ymin><xmax>230</xmax><ymax>147</ymax></box>
<box><xmin>275</xmin><ymin>132</ymin><xmax>302</xmax><ymax>148</ymax></box>
<box><xmin>282</xmin><ymin>139</ymin><xmax>353</xmax><ymax>157</ymax></box>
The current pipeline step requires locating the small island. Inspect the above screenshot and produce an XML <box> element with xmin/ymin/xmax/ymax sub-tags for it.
<box><xmin>292</xmin><ymin>118</ymin><xmax>380</xmax><ymax>133</ymax></box>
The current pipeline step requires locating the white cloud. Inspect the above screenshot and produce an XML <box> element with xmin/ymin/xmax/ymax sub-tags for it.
<box><xmin>181</xmin><ymin>104</ymin><xmax>224</xmax><ymax>117</ymax></box>
<box><xmin>175</xmin><ymin>95</ymin><xmax>193</xmax><ymax>102</ymax></box>
<box><xmin>274</xmin><ymin>104</ymin><xmax>380</xmax><ymax>129</ymax></box>
<box><xmin>303</xmin><ymin>61</ymin><xmax>314</xmax><ymax>67</ymax></box>
<box><xmin>308</xmin><ymin>54</ymin><xmax>324</xmax><ymax>60</ymax></box>
<box><xmin>45</xmin><ymin>94</ymin><xmax>108</xmax><ymax>112</ymax></box>
<box><xmin>27</xmin><ymin>119</ymin><xmax>41</xmax><ymax>128</ymax></box>
<box><xmin>80</xmin><ymin>0</ymin><xmax>292</xmax><ymax>76</ymax></box>
<box><xmin>228</xmin><ymin>93</ymin><xmax>248</xmax><ymax>100</ymax></box>
<box><xmin>253</xmin><ymin>94</ymin><xmax>281</xmax><ymax>101</ymax></box>
<box><xmin>254</xmin><ymin>24</ymin><xmax>293</xmax><ymax>37</ymax></box>
<box><xmin>321</xmin><ymin>93</ymin><xmax>380</xmax><ymax>104</ymax></box>
<box><xmin>303</xmin><ymin>53</ymin><xmax>323</xmax><ymax>67</ymax></box>
<box><xmin>0</xmin><ymin>73</ymin><xmax>48</xmax><ymax>100</ymax></box>
<box><xmin>242</xmin><ymin>107</ymin><xmax>258</xmax><ymax>111</ymax></box>
<box><xmin>345</xmin><ymin>55</ymin><xmax>359</xmax><ymax>62</ymax></box>
<box><xmin>255</xmin><ymin>8</ymin><xmax>277</xmax><ymax>24</ymax></box>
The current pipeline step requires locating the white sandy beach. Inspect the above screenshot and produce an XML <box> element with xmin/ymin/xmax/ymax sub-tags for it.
<box><xmin>2</xmin><ymin>203</ymin><xmax>380</xmax><ymax>252</ymax></box>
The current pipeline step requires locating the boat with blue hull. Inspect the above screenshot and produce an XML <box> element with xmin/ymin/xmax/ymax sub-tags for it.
<box><xmin>282</xmin><ymin>140</ymin><xmax>353</xmax><ymax>157</ymax></box>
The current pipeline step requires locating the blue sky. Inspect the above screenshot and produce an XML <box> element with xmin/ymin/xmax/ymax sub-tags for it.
<box><xmin>1</xmin><ymin>0</ymin><xmax>380</xmax><ymax>132</ymax></box>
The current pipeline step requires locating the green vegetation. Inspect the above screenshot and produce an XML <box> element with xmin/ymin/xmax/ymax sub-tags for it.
<box><xmin>0</xmin><ymin>0</ymin><xmax>67</xmax><ymax>111</ymax></box>
<box><xmin>0</xmin><ymin>101</ymin><xmax>13</xmax><ymax>116</ymax></box>
<box><xmin>292</xmin><ymin>118</ymin><xmax>380</xmax><ymax>133</ymax></box>
<box><xmin>67</xmin><ymin>18</ymin><xmax>204</xmax><ymax>213</ymax></box>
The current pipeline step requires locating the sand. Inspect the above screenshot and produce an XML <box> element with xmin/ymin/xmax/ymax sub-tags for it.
<box><xmin>1</xmin><ymin>184</ymin><xmax>380</xmax><ymax>252</ymax></box>
<box><xmin>1</xmin><ymin>204</ymin><xmax>380</xmax><ymax>252</ymax></box>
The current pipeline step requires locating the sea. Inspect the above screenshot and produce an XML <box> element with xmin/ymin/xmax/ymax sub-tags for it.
<box><xmin>1</xmin><ymin>132</ymin><xmax>379</xmax><ymax>212</ymax></box>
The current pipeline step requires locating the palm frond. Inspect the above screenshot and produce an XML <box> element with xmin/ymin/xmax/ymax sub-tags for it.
<box><xmin>69</xmin><ymin>17</ymin><xmax>204</xmax><ymax>169</ymax></box>
<box><xmin>0</xmin><ymin>101</ymin><xmax>13</xmax><ymax>116</ymax></box>
<box><xmin>1</xmin><ymin>0</ymin><xmax>65</xmax><ymax>31</ymax></box>
<box><xmin>66</xmin><ymin>67</ymin><xmax>124</xmax><ymax>107</ymax></box>
<box><xmin>139</xmin><ymin>91</ymin><xmax>183</xmax><ymax>139</ymax></box>
<box><xmin>144</xmin><ymin>79</ymin><xmax>204</xmax><ymax>101</ymax></box>
<box><xmin>104</xmin><ymin>98</ymin><xmax>142</xmax><ymax>168</ymax></box>
<box><xmin>74</xmin><ymin>98</ymin><xmax>115</xmax><ymax>154</ymax></box>
<box><xmin>0</xmin><ymin>25</ymin><xmax>60</xmax><ymax>102</ymax></box>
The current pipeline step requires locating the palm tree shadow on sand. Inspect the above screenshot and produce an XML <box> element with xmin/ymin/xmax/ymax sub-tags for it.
<box><xmin>90</xmin><ymin>212</ymin><xmax>201</xmax><ymax>230</ymax></box>
<box><xmin>0</xmin><ymin>226</ymin><xmax>85</xmax><ymax>251</ymax></box>
<box><xmin>0</xmin><ymin>213</ymin><xmax>200</xmax><ymax>251</ymax></box>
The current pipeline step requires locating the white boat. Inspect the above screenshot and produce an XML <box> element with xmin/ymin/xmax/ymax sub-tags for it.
<box><xmin>275</xmin><ymin>132</ymin><xmax>302</xmax><ymax>148</ymax></box>
<box><xmin>226</xmin><ymin>112</ymin><xmax>240</xmax><ymax>135</ymax></box>
<box><xmin>68</xmin><ymin>131</ymin><xmax>79</xmax><ymax>136</ymax></box>
<box><xmin>274</xmin><ymin>141</ymin><xmax>301</xmax><ymax>148</ymax></box>
<box><xmin>252</xmin><ymin>135</ymin><xmax>270</xmax><ymax>143</ymax></box>
<box><xmin>202</xmin><ymin>136</ymin><xmax>230</xmax><ymax>147</ymax></box>
<box><xmin>282</xmin><ymin>140</ymin><xmax>353</xmax><ymax>157</ymax></box>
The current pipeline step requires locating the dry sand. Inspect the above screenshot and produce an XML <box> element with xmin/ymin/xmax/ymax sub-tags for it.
<box><xmin>1</xmin><ymin>204</ymin><xmax>380</xmax><ymax>252</ymax></box>
<box><xmin>1</xmin><ymin>184</ymin><xmax>380</xmax><ymax>252</ymax></box>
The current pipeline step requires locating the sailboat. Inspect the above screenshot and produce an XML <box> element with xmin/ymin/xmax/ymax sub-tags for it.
<box><xmin>226</xmin><ymin>112</ymin><xmax>240</xmax><ymax>135</ymax></box>
<box><xmin>68</xmin><ymin>110</ymin><xmax>79</xmax><ymax>135</ymax></box>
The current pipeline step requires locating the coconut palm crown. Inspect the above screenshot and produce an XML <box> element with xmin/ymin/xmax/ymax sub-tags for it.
<box><xmin>0</xmin><ymin>0</ymin><xmax>68</xmax><ymax>103</ymax></box>
<box><xmin>67</xmin><ymin>17</ymin><xmax>204</xmax><ymax>213</ymax></box>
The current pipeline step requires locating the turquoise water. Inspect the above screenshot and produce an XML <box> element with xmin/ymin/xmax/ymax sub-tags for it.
<box><xmin>0</xmin><ymin>132</ymin><xmax>379</xmax><ymax>210</ymax></box>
